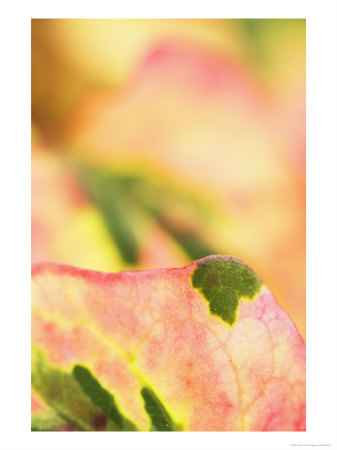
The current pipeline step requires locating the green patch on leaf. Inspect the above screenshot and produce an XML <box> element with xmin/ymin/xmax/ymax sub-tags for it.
<box><xmin>191</xmin><ymin>256</ymin><xmax>262</xmax><ymax>325</ymax></box>
<box><xmin>31</xmin><ymin>347</ymin><xmax>135</xmax><ymax>431</ymax></box>
<box><xmin>141</xmin><ymin>387</ymin><xmax>176</xmax><ymax>431</ymax></box>
<box><xmin>73</xmin><ymin>365</ymin><xmax>136</xmax><ymax>431</ymax></box>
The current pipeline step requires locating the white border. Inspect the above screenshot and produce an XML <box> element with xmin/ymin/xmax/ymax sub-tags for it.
<box><xmin>1</xmin><ymin>1</ymin><xmax>337</xmax><ymax>449</ymax></box>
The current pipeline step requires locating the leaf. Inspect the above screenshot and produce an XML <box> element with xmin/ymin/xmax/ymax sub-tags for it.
<box><xmin>73</xmin><ymin>165</ymin><xmax>219</xmax><ymax>265</ymax></box>
<box><xmin>32</xmin><ymin>255</ymin><xmax>305</xmax><ymax>431</ymax></box>
<box><xmin>31</xmin><ymin>146</ymin><xmax>191</xmax><ymax>272</ymax></box>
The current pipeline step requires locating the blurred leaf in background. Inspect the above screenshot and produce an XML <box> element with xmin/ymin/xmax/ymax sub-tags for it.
<box><xmin>31</xmin><ymin>19</ymin><xmax>305</xmax><ymax>337</ymax></box>
<box><xmin>31</xmin><ymin>128</ymin><xmax>124</xmax><ymax>272</ymax></box>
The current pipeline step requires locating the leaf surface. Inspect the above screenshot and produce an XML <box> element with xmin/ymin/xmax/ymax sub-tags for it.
<box><xmin>31</xmin><ymin>256</ymin><xmax>305</xmax><ymax>431</ymax></box>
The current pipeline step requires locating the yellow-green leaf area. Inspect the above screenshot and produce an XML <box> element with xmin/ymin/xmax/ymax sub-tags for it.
<box><xmin>31</xmin><ymin>408</ymin><xmax>72</xmax><ymax>431</ymax></box>
<box><xmin>191</xmin><ymin>256</ymin><xmax>262</xmax><ymax>325</ymax></box>
<box><xmin>31</xmin><ymin>347</ymin><xmax>135</xmax><ymax>431</ymax></box>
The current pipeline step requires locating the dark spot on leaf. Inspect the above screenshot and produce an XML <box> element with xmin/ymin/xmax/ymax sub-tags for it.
<box><xmin>93</xmin><ymin>413</ymin><xmax>108</xmax><ymax>430</ymax></box>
